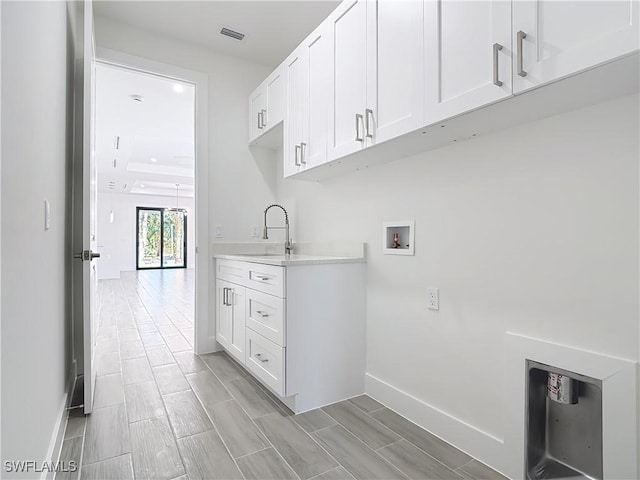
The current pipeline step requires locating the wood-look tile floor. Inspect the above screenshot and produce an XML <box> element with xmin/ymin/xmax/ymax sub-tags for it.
<box><xmin>57</xmin><ymin>269</ymin><xmax>508</xmax><ymax>480</ymax></box>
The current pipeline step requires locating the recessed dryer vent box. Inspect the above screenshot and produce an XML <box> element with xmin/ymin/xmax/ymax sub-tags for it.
<box><xmin>383</xmin><ymin>221</ymin><xmax>414</xmax><ymax>255</ymax></box>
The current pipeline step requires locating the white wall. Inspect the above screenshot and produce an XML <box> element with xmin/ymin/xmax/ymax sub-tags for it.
<box><xmin>97</xmin><ymin>192</ymin><xmax>195</xmax><ymax>279</ymax></box>
<box><xmin>1</xmin><ymin>0</ymin><xmax>73</xmax><ymax>472</ymax></box>
<box><xmin>277</xmin><ymin>94</ymin><xmax>639</xmax><ymax>463</ymax></box>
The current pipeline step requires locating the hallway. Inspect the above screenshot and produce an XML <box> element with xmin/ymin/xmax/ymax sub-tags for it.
<box><xmin>57</xmin><ymin>269</ymin><xmax>505</xmax><ymax>480</ymax></box>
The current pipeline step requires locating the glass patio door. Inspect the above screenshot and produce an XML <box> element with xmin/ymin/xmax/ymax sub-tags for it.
<box><xmin>137</xmin><ymin>207</ymin><xmax>187</xmax><ymax>269</ymax></box>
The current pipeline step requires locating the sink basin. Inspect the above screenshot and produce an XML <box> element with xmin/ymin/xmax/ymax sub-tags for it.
<box><xmin>234</xmin><ymin>253</ymin><xmax>285</xmax><ymax>257</ymax></box>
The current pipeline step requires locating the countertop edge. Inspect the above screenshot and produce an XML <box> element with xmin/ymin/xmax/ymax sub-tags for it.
<box><xmin>213</xmin><ymin>253</ymin><xmax>366</xmax><ymax>266</ymax></box>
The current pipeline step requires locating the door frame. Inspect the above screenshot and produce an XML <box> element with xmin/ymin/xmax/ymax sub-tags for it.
<box><xmin>96</xmin><ymin>48</ymin><xmax>210</xmax><ymax>353</ymax></box>
<box><xmin>135</xmin><ymin>206</ymin><xmax>188</xmax><ymax>270</ymax></box>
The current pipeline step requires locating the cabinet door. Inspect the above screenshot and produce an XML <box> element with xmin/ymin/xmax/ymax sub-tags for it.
<box><xmin>227</xmin><ymin>284</ymin><xmax>246</xmax><ymax>364</ymax></box>
<box><xmin>425</xmin><ymin>0</ymin><xmax>512</xmax><ymax>125</ymax></box>
<box><xmin>265</xmin><ymin>68</ymin><xmax>284</xmax><ymax>129</ymax></box>
<box><xmin>249</xmin><ymin>89</ymin><xmax>265</xmax><ymax>141</ymax></box>
<box><xmin>301</xmin><ymin>24</ymin><xmax>330</xmax><ymax>170</ymax></box>
<box><xmin>216</xmin><ymin>279</ymin><xmax>232</xmax><ymax>348</ymax></box>
<box><xmin>513</xmin><ymin>0</ymin><xmax>639</xmax><ymax>93</ymax></box>
<box><xmin>284</xmin><ymin>50</ymin><xmax>305</xmax><ymax>178</ymax></box>
<box><xmin>327</xmin><ymin>0</ymin><xmax>369</xmax><ymax>161</ymax></box>
<box><xmin>369</xmin><ymin>0</ymin><xmax>425</xmax><ymax>145</ymax></box>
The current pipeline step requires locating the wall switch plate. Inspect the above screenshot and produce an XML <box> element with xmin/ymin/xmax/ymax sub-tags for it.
<box><xmin>215</xmin><ymin>225</ymin><xmax>224</xmax><ymax>238</ymax></box>
<box><xmin>427</xmin><ymin>288</ymin><xmax>439</xmax><ymax>310</ymax></box>
<box><xmin>250</xmin><ymin>225</ymin><xmax>259</xmax><ymax>237</ymax></box>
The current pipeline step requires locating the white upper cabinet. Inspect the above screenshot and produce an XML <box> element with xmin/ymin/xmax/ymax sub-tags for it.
<box><xmin>328</xmin><ymin>0</ymin><xmax>425</xmax><ymax>160</ymax></box>
<box><xmin>513</xmin><ymin>0</ymin><xmax>640</xmax><ymax>93</ymax></box>
<box><xmin>265</xmin><ymin>70</ymin><xmax>284</xmax><ymax>129</ymax></box>
<box><xmin>284</xmin><ymin>24</ymin><xmax>330</xmax><ymax>178</ymax></box>
<box><xmin>249</xmin><ymin>66</ymin><xmax>285</xmax><ymax>143</ymax></box>
<box><xmin>284</xmin><ymin>49</ymin><xmax>305</xmax><ymax>177</ymax></box>
<box><xmin>254</xmin><ymin>0</ymin><xmax>639</xmax><ymax>179</ymax></box>
<box><xmin>370</xmin><ymin>0</ymin><xmax>425</xmax><ymax>144</ymax></box>
<box><xmin>425</xmin><ymin>0</ymin><xmax>512</xmax><ymax>125</ymax></box>
<box><xmin>302</xmin><ymin>24</ymin><xmax>330</xmax><ymax>170</ymax></box>
<box><xmin>327</xmin><ymin>0</ymin><xmax>370</xmax><ymax>161</ymax></box>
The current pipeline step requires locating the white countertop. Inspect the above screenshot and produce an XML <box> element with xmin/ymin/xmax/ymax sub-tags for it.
<box><xmin>214</xmin><ymin>253</ymin><xmax>365</xmax><ymax>266</ymax></box>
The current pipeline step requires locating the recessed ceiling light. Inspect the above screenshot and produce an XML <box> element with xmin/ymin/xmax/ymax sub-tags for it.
<box><xmin>150</xmin><ymin>157</ymin><xmax>158</xmax><ymax>163</ymax></box>
<box><xmin>173</xmin><ymin>84</ymin><xmax>185</xmax><ymax>93</ymax></box>
<box><xmin>140</xmin><ymin>184</ymin><xmax>145</xmax><ymax>188</ymax></box>
<box><xmin>130</xmin><ymin>94</ymin><xmax>144</xmax><ymax>102</ymax></box>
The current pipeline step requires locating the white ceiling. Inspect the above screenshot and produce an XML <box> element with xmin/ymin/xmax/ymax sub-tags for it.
<box><xmin>95</xmin><ymin>63</ymin><xmax>196</xmax><ymax>198</ymax></box>
<box><xmin>94</xmin><ymin>0</ymin><xmax>340</xmax><ymax>68</ymax></box>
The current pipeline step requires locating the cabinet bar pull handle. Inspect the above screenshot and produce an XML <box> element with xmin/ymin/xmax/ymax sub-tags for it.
<box><xmin>493</xmin><ymin>43</ymin><xmax>503</xmax><ymax>86</ymax></box>
<box><xmin>254</xmin><ymin>274</ymin><xmax>270</xmax><ymax>281</ymax></box>
<box><xmin>255</xmin><ymin>353</ymin><xmax>269</xmax><ymax>363</ymax></box>
<box><xmin>255</xmin><ymin>310</ymin><xmax>269</xmax><ymax>318</ymax></box>
<box><xmin>222</xmin><ymin>287</ymin><xmax>228</xmax><ymax>306</ymax></box>
<box><xmin>365</xmin><ymin>109</ymin><xmax>374</xmax><ymax>138</ymax></box>
<box><xmin>294</xmin><ymin>144</ymin><xmax>301</xmax><ymax>166</ymax></box>
<box><xmin>257</xmin><ymin>111</ymin><xmax>263</xmax><ymax>129</ymax></box>
<box><xmin>517</xmin><ymin>31</ymin><xmax>527</xmax><ymax>77</ymax></box>
<box><xmin>355</xmin><ymin>113</ymin><xmax>364</xmax><ymax>142</ymax></box>
<box><xmin>300</xmin><ymin>142</ymin><xmax>307</xmax><ymax>164</ymax></box>
<box><xmin>261</xmin><ymin>109</ymin><xmax>268</xmax><ymax>128</ymax></box>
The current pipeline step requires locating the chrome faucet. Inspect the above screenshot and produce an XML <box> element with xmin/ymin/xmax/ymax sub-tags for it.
<box><xmin>263</xmin><ymin>204</ymin><xmax>293</xmax><ymax>255</ymax></box>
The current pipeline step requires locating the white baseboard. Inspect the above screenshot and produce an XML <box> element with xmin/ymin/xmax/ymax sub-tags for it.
<box><xmin>365</xmin><ymin>373</ymin><xmax>508</xmax><ymax>477</ymax></box>
<box><xmin>42</xmin><ymin>360</ymin><xmax>77</xmax><ymax>480</ymax></box>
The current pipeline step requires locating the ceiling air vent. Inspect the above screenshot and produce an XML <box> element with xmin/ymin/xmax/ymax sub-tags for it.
<box><xmin>220</xmin><ymin>27</ymin><xmax>245</xmax><ymax>41</ymax></box>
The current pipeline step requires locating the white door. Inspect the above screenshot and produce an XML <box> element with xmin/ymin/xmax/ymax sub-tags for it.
<box><xmin>369</xmin><ymin>0</ymin><xmax>425</xmax><ymax>145</ymax></box>
<box><xmin>302</xmin><ymin>24</ymin><xmax>329</xmax><ymax>169</ymax></box>
<box><xmin>327</xmin><ymin>0</ymin><xmax>369</xmax><ymax>161</ymax></box>
<box><xmin>425</xmin><ymin>0</ymin><xmax>512</xmax><ymax>125</ymax></box>
<box><xmin>80</xmin><ymin>0</ymin><xmax>98</xmax><ymax>414</ymax></box>
<box><xmin>513</xmin><ymin>0</ymin><xmax>640</xmax><ymax>93</ymax></box>
<box><xmin>227</xmin><ymin>285</ymin><xmax>246</xmax><ymax>363</ymax></box>
<box><xmin>284</xmin><ymin>49</ymin><xmax>304</xmax><ymax>177</ymax></box>
<box><xmin>216</xmin><ymin>279</ymin><xmax>232</xmax><ymax>348</ymax></box>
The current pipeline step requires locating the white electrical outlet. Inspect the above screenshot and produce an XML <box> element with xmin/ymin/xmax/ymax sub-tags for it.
<box><xmin>250</xmin><ymin>225</ymin><xmax>259</xmax><ymax>237</ymax></box>
<box><xmin>427</xmin><ymin>288</ymin><xmax>439</xmax><ymax>310</ymax></box>
<box><xmin>215</xmin><ymin>225</ymin><xmax>224</xmax><ymax>238</ymax></box>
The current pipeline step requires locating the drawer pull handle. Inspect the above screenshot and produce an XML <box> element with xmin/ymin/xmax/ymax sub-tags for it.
<box><xmin>355</xmin><ymin>113</ymin><xmax>364</xmax><ymax>142</ymax></box>
<box><xmin>254</xmin><ymin>275</ymin><xmax>270</xmax><ymax>281</ymax></box>
<box><xmin>255</xmin><ymin>353</ymin><xmax>269</xmax><ymax>363</ymax></box>
<box><xmin>365</xmin><ymin>109</ymin><xmax>374</xmax><ymax>138</ymax></box>
<box><xmin>492</xmin><ymin>43</ymin><xmax>503</xmax><ymax>87</ymax></box>
<box><xmin>517</xmin><ymin>30</ymin><xmax>527</xmax><ymax>77</ymax></box>
<box><xmin>255</xmin><ymin>310</ymin><xmax>270</xmax><ymax>318</ymax></box>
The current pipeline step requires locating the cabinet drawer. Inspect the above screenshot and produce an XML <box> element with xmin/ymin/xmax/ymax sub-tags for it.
<box><xmin>246</xmin><ymin>290</ymin><xmax>285</xmax><ymax>347</ymax></box>
<box><xmin>245</xmin><ymin>329</ymin><xmax>285</xmax><ymax>397</ymax></box>
<box><xmin>246</xmin><ymin>263</ymin><xmax>285</xmax><ymax>298</ymax></box>
<box><xmin>216</xmin><ymin>259</ymin><xmax>247</xmax><ymax>285</ymax></box>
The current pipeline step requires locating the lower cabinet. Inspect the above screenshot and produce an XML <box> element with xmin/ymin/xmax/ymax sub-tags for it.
<box><xmin>215</xmin><ymin>258</ymin><xmax>366</xmax><ymax>413</ymax></box>
<box><xmin>215</xmin><ymin>279</ymin><xmax>245</xmax><ymax>365</ymax></box>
